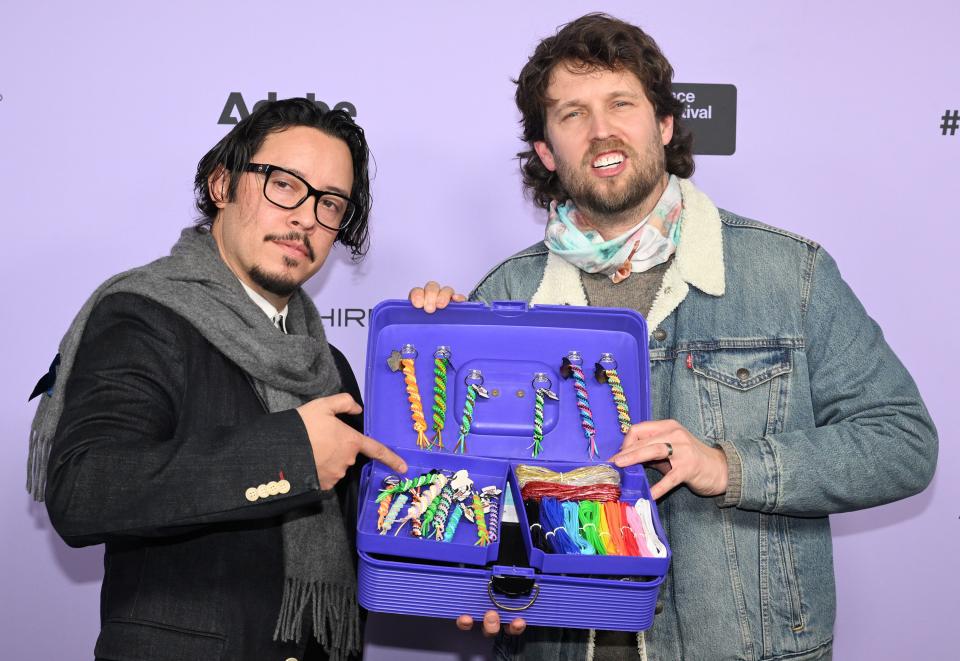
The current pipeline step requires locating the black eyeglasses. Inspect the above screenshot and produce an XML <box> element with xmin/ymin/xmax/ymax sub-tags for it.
<box><xmin>244</xmin><ymin>163</ymin><xmax>356</xmax><ymax>232</ymax></box>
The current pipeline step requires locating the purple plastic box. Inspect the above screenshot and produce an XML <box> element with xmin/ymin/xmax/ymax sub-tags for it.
<box><xmin>357</xmin><ymin>300</ymin><xmax>672</xmax><ymax>631</ymax></box>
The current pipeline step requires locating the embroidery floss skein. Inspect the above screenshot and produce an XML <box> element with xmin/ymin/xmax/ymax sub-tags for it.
<box><xmin>562</xmin><ymin>501</ymin><xmax>595</xmax><ymax>555</ymax></box>
<box><xmin>578</xmin><ymin>500</ymin><xmax>607</xmax><ymax>556</ymax></box>
<box><xmin>539</xmin><ymin>497</ymin><xmax>579</xmax><ymax>554</ymax></box>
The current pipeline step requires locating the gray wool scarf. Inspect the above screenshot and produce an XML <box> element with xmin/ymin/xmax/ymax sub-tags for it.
<box><xmin>27</xmin><ymin>227</ymin><xmax>360</xmax><ymax>659</ymax></box>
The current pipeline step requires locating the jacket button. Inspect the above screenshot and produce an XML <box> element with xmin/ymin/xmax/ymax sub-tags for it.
<box><xmin>278</xmin><ymin>479</ymin><xmax>291</xmax><ymax>494</ymax></box>
<box><xmin>267</xmin><ymin>481</ymin><xmax>280</xmax><ymax>496</ymax></box>
<box><xmin>655</xmin><ymin>600</ymin><xmax>664</xmax><ymax>614</ymax></box>
<box><xmin>736</xmin><ymin>368</ymin><xmax>750</xmax><ymax>381</ymax></box>
<box><xmin>257</xmin><ymin>484</ymin><xmax>270</xmax><ymax>499</ymax></box>
<box><xmin>245</xmin><ymin>487</ymin><xmax>259</xmax><ymax>502</ymax></box>
<box><xmin>285</xmin><ymin>657</ymin><xmax>299</xmax><ymax>661</ymax></box>
<box><xmin>653</xmin><ymin>329</ymin><xmax>667</xmax><ymax>341</ymax></box>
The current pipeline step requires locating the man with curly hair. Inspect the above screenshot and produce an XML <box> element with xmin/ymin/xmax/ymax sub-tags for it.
<box><xmin>413</xmin><ymin>14</ymin><xmax>936</xmax><ymax>661</ymax></box>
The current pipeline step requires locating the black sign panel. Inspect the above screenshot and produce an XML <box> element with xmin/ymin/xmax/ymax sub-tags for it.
<box><xmin>673</xmin><ymin>83</ymin><xmax>737</xmax><ymax>155</ymax></box>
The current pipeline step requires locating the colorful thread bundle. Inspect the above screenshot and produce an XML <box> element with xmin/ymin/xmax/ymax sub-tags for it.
<box><xmin>516</xmin><ymin>463</ymin><xmax>664</xmax><ymax>557</ymax></box>
<box><xmin>527</xmin><ymin>497</ymin><xmax>666</xmax><ymax>557</ymax></box>
<box><xmin>516</xmin><ymin>464</ymin><xmax>621</xmax><ymax>503</ymax></box>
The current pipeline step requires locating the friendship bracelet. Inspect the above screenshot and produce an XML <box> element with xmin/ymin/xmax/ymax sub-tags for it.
<box><xmin>430</xmin><ymin>346</ymin><xmax>451</xmax><ymax>450</ymax></box>
<box><xmin>387</xmin><ymin>345</ymin><xmax>430</xmax><ymax>449</ymax></box>
<box><xmin>561</xmin><ymin>351</ymin><xmax>598</xmax><ymax>459</ymax></box>
<box><xmin>379</xmin><ymin>493</ymin><xmax>409</xmax><ymax>535</ymax></box>
<box><xmin>531</xmin><ymin>387</ymin><xmax>546</xmax><ymax>458</ymax></box>
<box><xmin>454</xmin><ymin>371</ymin><xmax>489</xmax><ymax>454</ymax></box>
<box><xmin>432</xmin><ymin>470</ymin><xmax>473</xmax><ymax>540</ymax></box>
<box><xmin>376</xmin><ymin>469</ymin><xmax>438</xmax><ymax>503</ymax></box>
<box><xmin>529</xmin><ymin>373</ymin><xmax>558</xmax><ymax>458</ymax></box>
<box><xmin>442</xmin><ymin>498</ymin><xmax>466</xmax><ymax>542</ymax></box>
<box><xmin>472</xmin><ymin>493</ymin><xmax>491</xmax><ymax>547</ymax></box>
<box><xmin>420</xmin><ymin>482</ymin><xmax>452</xmax><ymax>538</ymax></box>
<box><xmin>595</xmin><ymin>353</ymin><xmax>632</xmax><ymax>434</ymax></box>
<box><xmin>398</xmin><ymin>473</ymin><xmax>448</xmax><ymax>538</ymax></box>
<box><xmin>482</xmin><ymin>487</ymin><xmax>502</xmax><ymax>543</ymax></box>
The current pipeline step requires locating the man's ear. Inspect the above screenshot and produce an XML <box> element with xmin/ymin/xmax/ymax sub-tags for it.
<box><xmin>207</xmin><ymin>165</ymin><xmax>229</xmax><ymax>208</ymax></box>
<box><xmin>533</xmin><ymin>140</ymin><xmax>557</xmax><ymax>172</ymax></box>
<box><xmin>659</xmin><ymin>114</ymin><xmax>674</xmax><ymax>146</ymax></box>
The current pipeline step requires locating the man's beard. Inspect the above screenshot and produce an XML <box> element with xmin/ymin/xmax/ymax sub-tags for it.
<box><xmin>249</xmin><ymin>231</ymin><xmax>315</xmax><ymax>298</ymax></box>
<box><xmin>554</xmin><ymin>134</ymin><xmax>666</xmax><ymax>223</ymax></box>
<box><xmin>249</xmin><ymin>262</ymin><xmax>299</xmax><ymax>298</ymax></box>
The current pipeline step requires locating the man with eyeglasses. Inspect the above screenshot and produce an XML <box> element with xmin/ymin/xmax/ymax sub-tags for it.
<box><xmin>30</xmin><ymin>98</ymin><xmax>407</xmax><ymax>661</ymax></box>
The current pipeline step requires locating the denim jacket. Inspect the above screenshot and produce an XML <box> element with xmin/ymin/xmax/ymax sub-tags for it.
<box><xmin>471</xmin><ymin>180</ymin><xmax>937</xmax><ymax>661</ymax></box>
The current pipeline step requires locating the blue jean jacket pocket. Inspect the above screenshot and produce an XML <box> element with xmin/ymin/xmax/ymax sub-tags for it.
<box><xmin>690</xmin><ymin>346</ymin><xmax>793</xmax><ymax>441</ymax></box>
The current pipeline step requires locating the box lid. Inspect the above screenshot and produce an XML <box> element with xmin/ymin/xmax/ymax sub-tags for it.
<box><xmin>363</xmin><ymin>300</ymin><xmax>651</xmax><ymax>462</ymax></box>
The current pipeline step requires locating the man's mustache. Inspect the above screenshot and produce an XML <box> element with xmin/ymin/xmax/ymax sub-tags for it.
<box><xmin>584</xmin><ymin>139</ymin><xmax>637</xmax><ymax>163</ymax></box>
<box><xmin>264</xmin><ymin>232</ymin><xmax>315</xmax><ymax>262</ymax></box>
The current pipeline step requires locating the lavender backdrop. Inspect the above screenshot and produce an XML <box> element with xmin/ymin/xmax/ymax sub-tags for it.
<box><xmin>2</xmin><ymin>1</ymin><xmax>956</xmax><ymax>658</ymax></box>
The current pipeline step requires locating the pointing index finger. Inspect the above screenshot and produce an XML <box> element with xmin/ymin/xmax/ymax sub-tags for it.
<box><xmin>358</xmin><ymin>435</ymin><xmax>408</xmax><ymax>474</ymax></box>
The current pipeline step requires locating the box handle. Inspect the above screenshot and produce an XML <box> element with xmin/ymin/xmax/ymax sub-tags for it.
<box><xmin>491</xmin><ymin>300</ymin><xmax>529</xmax><ymax>316</ymax></box>
<box><xmin>487</xmin><ymin>576</ymin><xmax>540</xmax><ymax>612</ymax></box>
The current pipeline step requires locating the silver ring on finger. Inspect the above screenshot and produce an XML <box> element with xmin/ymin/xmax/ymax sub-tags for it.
<box><xmin>664</xmin><ymin>442</ymin><xmax>674</xmax><ymax>458</ymax></box>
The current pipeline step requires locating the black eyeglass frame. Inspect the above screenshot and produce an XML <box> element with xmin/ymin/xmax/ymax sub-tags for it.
<box><xmin>244</xmin><ymin>163</ymin><xmax>357</xmax><ymax>232</ymax></box>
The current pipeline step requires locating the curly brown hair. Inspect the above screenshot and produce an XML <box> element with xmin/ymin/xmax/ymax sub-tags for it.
<box><xmin>515</xmin><ymin>13</ymin><xmax>695</xmax><ymax>208</ymax></box>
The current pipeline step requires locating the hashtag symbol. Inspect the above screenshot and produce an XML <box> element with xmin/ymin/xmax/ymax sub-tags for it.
<box><xmin>941</xmin><ymin>110</ymin><xmax>960</xmax><ymax>136</ymax></box>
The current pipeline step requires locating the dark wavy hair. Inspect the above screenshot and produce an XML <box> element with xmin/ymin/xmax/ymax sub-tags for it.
<box><xmin>515</xmin><ymin>13</ymin><xmax>695</xmax><ymax>209</ymax></box>
<box><xmin>194</xmin><ymin>97</ymin><xmax>372</xmax><ymax>259</ymax></box>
